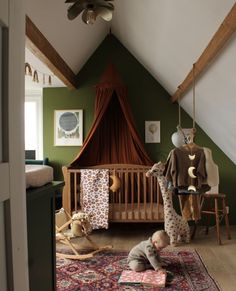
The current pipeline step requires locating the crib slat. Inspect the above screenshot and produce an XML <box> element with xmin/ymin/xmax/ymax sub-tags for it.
<box><xmin>124</xmin><ymin>170</ymin><xmax>128</xmax><ymax>220</ymax></box>
<box><xmin>118</xmin><ymin>172</ymin><xmax>123</xmax><ymax>220</ymax></box>
<box><xmin>62</xmin><ymin>166</ymin><xmax>72</xmax><ymax>215</ymax></box>
<box><xmin>110</xmin><ymin>172</ymin><xmax>115</xmax><ymax>220</ymax></box>
<box><xmin>74</xmin><ymin>173</ymin><xmax>77</xmax><ymax>212</ymax></box>
<box><xmin>143</xmin><ymin>172</ymin><xmax>147</xmax><ymax>220</ymax></box>
<box><xmin>131</xmin><ymin>171</ymin><xmax>134</xmax><ymax>220</ymax></box>
<box><xmin>150</xmin><ymin>176</ymin><xmax>154</xmax><ymax>220</ymax></box>
<box><xmin>156</xmin><ymin>178</ymin><xmax>160</xmax><ymax>220</ymax></box>
<box><xmin>67</xmin><ymin>171</ymin><xmax>72</xmax><ymax>214</ymax></box>
<box><xmin>137</xmin><ymin>172</ymin><xmax>140</xmax><ymax>220</ymax></box>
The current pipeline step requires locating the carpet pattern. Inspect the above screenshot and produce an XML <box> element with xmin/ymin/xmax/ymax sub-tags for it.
<box><xmin>56</xmin><ymin>249</ymin><xmax>220</xmax><ymax>290</ymax></box>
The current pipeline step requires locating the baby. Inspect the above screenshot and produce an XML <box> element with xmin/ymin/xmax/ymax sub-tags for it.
<box><xmin>127</xmin><ymin>230</ymin><xmax>170</xmax><ymax>272</ymax></box>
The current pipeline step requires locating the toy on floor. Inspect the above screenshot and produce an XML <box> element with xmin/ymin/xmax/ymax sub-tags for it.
<box><xmin>146</xmin><ymin>162</ymin><xmax>190</xmax><ymax>246</ymax></box>
<box><xmin>55</xmin><ymin>208</ymin><xmax>112</xmax><ymax>260</ymax></box>
<box><xmin>71</xmin><ymin>211</ymin><xmax>92</xmax><ymax>237</ymax></box>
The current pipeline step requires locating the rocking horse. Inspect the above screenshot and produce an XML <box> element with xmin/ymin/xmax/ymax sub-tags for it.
<box><xmin>55</xmin><ymin>208</ymin><xmax>112</xmax><ymax>260</ymax></box>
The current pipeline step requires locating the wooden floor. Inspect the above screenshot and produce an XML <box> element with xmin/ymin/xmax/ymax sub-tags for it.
<box><xmin>71</xmin><ymin>223</ymin><xmax>236</xmax><ymax>291</ymax></box>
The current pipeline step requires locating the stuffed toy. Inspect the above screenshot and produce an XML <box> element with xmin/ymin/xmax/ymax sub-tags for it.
<box><xmin>71</xmin><ymin>211</ymin><xmax>92</xmax><ymax>237</ymax></box>
<box><xmin>109</xmin><ymin>174</ymin><xmax>121</xmax><ymax>192</ymax></box>
<box><xmin>146</xmin><ymin>162</ymin><xmax>190</xmax><ymax>246</ymax></box>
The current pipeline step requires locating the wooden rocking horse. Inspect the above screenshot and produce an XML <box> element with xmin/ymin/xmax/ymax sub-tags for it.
<box><xmin>55</xmin><ymin>208</ymin><xmax>112</xmax><ymax>260</ymax></box>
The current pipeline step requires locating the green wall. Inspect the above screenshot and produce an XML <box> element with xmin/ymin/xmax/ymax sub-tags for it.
<box><xmin>44</xmin><ymin>34</ymin><xmax>236</xmax><ymax>224</ymax></box>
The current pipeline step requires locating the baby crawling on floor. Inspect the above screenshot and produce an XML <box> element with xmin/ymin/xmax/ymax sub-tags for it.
<box><xmin>127</xmin><ymin>230</ymin><xmax>170</xmax><ymax>272</ymax></box>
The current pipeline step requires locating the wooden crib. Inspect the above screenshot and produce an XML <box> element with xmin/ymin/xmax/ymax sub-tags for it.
<box><xmin>62</xmin><ymin>164</ymin><xmax>164</xmax><ymax>223</ymax></box>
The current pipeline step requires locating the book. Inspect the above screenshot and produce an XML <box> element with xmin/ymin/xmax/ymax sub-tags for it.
<box><xmin>118</xmin><ymin>269</ymin><xmax>167</xmax><ymax>287</ymax></box>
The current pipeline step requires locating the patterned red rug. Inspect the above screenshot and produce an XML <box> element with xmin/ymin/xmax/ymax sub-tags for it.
<box><xmin>56</xmin><ymin>249</ymin><xmax>220</xmax><ymax>290</ymax></box>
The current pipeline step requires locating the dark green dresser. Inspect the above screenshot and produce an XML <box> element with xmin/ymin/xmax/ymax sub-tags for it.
<box><xmin>26</xmin><ymin>181</ymin><xmax>64</xmax><ymax>291</ymax></box>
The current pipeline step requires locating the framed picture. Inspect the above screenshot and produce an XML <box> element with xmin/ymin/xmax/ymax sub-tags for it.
<box><xmin>54</xmin><ymin>110</ymin><xmax>83</xmax><ymax>146</ymax></box>
<box><xmin>145</xmin><ymin>121</ymin><xmax>160</xmax><ymax>143</ymax></box>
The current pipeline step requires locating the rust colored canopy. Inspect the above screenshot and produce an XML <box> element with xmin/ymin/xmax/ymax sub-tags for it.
<box><xmin>70</xmin><ymin>63</ymin><xmax>153</xmax><ymax>167</ymax></box>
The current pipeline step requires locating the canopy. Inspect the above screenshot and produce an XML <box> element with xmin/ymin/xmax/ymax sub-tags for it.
<box><xmin>70</xmin><ymin>63</ymin><xmax>153</xmax><ymax>167</ymax></box>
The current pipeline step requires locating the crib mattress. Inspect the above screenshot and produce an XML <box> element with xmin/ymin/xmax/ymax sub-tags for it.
<box><xmin>26</xmin><ymin>164</ymin><xmax>53</xmax><ymax>188</ymax></box>
<box><xmin>109</xmin><ymin>203</ymin><xmax>164</xmax><ymax>222</ymax></box>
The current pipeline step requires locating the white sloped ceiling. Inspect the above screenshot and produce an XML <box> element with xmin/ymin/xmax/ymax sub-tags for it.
<box><xmin>25</xmin><ymin>0</ymin><xmax>236</xmax><ymax>164</ymax></box>
<box><xmin>25</xmin><ymin>0</ymin><xmax>110</xmax><ymax>74</ymax></box>
<box><xmin>111</xmin><ymin>0</ymin><xmax>236</xmax><ymax>164</ymax></box>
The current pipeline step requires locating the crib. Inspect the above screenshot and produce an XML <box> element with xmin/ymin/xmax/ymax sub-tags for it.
<box><xmin>62</xmin><ymin>164</ymin><xmax>164</xmax><ymax>223</ymax></box>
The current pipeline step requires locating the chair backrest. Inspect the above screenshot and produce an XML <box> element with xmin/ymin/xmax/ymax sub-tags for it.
<box><xmin>55</xmin><ymin>208</ymin><xmax>71</xmax><ymax>229</ymax></box>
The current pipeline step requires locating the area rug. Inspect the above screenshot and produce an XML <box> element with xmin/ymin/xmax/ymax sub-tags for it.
<box><xmin>56</xmin><ymin>249</ymin><xmax>220</xmax><ymax>291</ymax></box>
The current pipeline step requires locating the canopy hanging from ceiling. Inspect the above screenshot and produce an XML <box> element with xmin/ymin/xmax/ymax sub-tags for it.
<box><xmin>70</xmin><ymin>63</ymin><xmax>153</xmax><ymax>168</ymax></box>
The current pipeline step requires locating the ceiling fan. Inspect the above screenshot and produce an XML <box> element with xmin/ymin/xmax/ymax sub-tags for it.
<box><xmin>65</xmin><ymin>0</ymin><xmax>115</xmax><ymax>25</ymax></box>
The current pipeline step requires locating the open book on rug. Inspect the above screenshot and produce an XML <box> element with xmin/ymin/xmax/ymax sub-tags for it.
<box><xmin>118</xmin><ymin>269</ymin><xmax>167</xmax><ymax>287</ymax></box>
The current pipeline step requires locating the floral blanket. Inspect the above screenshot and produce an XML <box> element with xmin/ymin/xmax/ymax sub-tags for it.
<box><xmin>80</xmin><ymin>169</ymin><xmax>109</xmax><ymax>229</ymax></box>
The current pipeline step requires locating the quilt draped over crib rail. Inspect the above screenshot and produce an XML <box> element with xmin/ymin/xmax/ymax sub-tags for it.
<box><xmin>80</xmin><ymin>169</ymin><xmax>110</xmax><ymax>229</ymax></box>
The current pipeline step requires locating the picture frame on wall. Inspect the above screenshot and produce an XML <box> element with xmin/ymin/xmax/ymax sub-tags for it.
<box><xmin>145</xmin><ymin>121</ymin><xmax>160</xmax><ymax>143</ymax></box>
<box><xmin>54</xmin><ymin>110</ymin><xmax>83</xmax><ymax>146</ymax></box>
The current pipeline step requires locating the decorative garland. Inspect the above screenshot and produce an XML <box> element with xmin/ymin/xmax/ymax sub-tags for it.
<box><xmin>25</xmin><ymin>62</ymin><xmax>53</xmax><ymax>85</ymax></box>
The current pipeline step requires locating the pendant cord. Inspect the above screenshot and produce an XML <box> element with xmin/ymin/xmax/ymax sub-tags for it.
<box><xmin>178</xmin><ymin>100</ymin><xmax>181</xmax><ymax>127</ymax></box>
<box><xmin>177</xmin><ymin>69</ymin><xmax>197</xmax><ymax>144</ymax></box>
<box><xmin>192</xmin><ymin>63</ymin><xmax>196</xmax><ymax>130</ymax></box>
<box><xmin>177</xmin><ymin>85</ymin><xmax>182</xmax><ymax>128</ymax></box>
<box><xmin>177</xmin><ymin>87</ymin><xmax>188</xmax><ymax>144</ymax></box>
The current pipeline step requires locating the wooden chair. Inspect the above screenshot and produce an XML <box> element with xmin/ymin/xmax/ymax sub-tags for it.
<box><xmin>55</xmin><ymin>208</ymin><xmax>112</xmax><ymax>260</ymax></box>
<box><xmin>200</xmin><ymin>193</ymin><xmax>231</xmax><ymax>245</ymax></box>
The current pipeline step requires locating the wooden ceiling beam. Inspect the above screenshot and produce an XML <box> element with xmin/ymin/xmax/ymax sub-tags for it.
<box><xmin>25</xmin><ymin>15</ymin><xmax>77</xmax><ymax>89</ymax></box>
<box><xmin>171</xmin><ymin>3</ymin><xmax>236</xmax><ymax>103</ymax></box>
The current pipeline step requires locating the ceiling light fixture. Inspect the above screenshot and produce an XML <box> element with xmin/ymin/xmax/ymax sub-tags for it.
<box><xmin>84</xmin><ymin>7</ymin><xmax>97</xmax><ymax>25</ymax></box>
<box><xmin>65</xmin><ymin>0</ymin><xmax>114</xmax><ymax>25</ymax></box>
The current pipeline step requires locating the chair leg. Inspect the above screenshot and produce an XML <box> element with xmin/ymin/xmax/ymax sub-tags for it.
<box><xmin>191</xmin><ymin>221</ymin><xmax>197</xmax><ymax>239</ymax></box>
<box><xmin>205</xmin><ymin>214</ymin><xmax>210</xmax><ymax>235</ymax></box>
<box><xmin>214</xmin><ymin>197</ymin><xmax>221</xmax><ymax>245</ymax></box>
<box><xmin>222</xmin><ymin>197</ymin><xmax>231</xmax><ymax>240</ymax></box>
<box><xmin>204</xmin><ymin>197</ymin><xmax>210</xmax><ymax>235</ymax></box>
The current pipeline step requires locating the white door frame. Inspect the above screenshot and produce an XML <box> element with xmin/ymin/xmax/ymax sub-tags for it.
<box><xmin>0</xmin><ymin>0</ymin><xmax>29</xmax><ymax>290</ymax></box>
